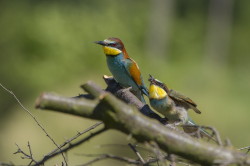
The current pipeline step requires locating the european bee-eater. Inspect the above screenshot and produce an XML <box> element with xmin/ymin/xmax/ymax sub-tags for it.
<box><xmin>94</xmin><ymin>37</ymin><xmax>148</xmax><ymax>103</ymax></box>
<box><xmin>148</xmin><ymin>78</ymin><xmax>188</xmax><ymax>124</ymax></box>
<box><xmin>148</xmin><ymin>75</ymin><xmax>201</xmax><ymax>114</ymax></box>
<box><xmin>148</xmin><ymin>75</ymin><xmax>214</xmax><ymax>139</ymax></box>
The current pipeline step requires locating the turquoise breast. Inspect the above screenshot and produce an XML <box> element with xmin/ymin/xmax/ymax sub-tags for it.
<box><xmin>106</xmin><ymin>54</ymin><xmax>139</xmax><ymax>91</ymax></box>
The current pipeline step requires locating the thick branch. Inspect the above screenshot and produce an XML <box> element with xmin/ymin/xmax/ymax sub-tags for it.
<box><xmin>36</xmin><ymin>83</ymin><xmax>250</xmax><ymax>166</ymax></box>
<box><xmin>103</xmin><ymin>76</ymin><xmax>166</xmax><ymax>124</ymax></box>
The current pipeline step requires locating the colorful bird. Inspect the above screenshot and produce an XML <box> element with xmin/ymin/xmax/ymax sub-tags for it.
<box><xmin>94</xmin><ymin>37</ymin><xmax>148</xmax><ymax>103</ymax></box>
<box><xmin>148</xmin><ymin>75</ymin><xmax>201</xmax><ymax>114</ymax></box>
<box><xmin>148</xmin><ymin>75</ymin><xmax>213</xmax><ymax>139</ymax></box>
<box><xmin>148</xmin><ymin>78</ymin><xmax>188</xmax><ymax>124</ymax></box>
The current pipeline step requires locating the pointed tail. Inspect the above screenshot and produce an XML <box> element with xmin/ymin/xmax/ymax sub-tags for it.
<box><xmin>140</xmin><ymin>86</ymin><xmax>149</xmax><ymax>97</ymax></box>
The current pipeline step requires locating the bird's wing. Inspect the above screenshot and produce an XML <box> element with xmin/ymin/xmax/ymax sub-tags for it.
<box><xmin>123</xmin><ymin>58</ymin><xmax>148</xmax><ymax>96</ymax></box>
<box><xmin>169</xmin><ymin>89</ymin><xmax>201</xmax><ymax>114</ymax></box>
<box><xmin>169</xmin><ymin>89</ymin><xmax>197</xmax><ymax>106</ymax></box>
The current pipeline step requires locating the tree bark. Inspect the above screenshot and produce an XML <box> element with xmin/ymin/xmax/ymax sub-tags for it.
<box><xmin>35</xmin><ymin>80</ymin><xmax>250</xmax><ymax>166</ymax></box>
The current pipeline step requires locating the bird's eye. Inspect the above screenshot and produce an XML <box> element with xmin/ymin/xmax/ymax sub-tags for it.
<box><xmin>109</xmin><ymin>43</ymin><xmax>116</xmax><ymax>47</ymax></box>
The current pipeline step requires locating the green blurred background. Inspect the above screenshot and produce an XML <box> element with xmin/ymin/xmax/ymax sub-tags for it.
<box><xmin>0</xmin><ymin>0</ymin><xmax>250</xmax><ymax>165</ymax></box>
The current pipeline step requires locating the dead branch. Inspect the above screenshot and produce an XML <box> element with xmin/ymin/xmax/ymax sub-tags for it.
<box><xmin>33</xmin><ymin>126</ymin><xmax>106</xmax><ymax>166</ymax></box>
<box><xmin>35</xmin><ymin>81</ymin><xmax>250</xmax><ymax>166</ymax></box>
<box><xmin>46</xmin><ymin>122</ymin><xmax>103</xmax><ymax>157</ymax></box>
<box><xmin>128</xmin><ymin>143</ymin><xmax>146</xmax><ymax>164</ymax></box>
<box><xmin>0</xmin><ymin>83</ymin><xmax>67</xmax><ymax>166</ymax></box>
<box><xmin>103</xmin><ymin>75</ymin><xmax>167</xmax><ymax>124</ymax></box>
<box><xmin>239</xmin><ymin>146</ymin><xmax>250</xmax><ymax>154</ymax></box>
<box><xmin>76</xmin><ymin>153</ymin><xmax>141</xmax><ymax>166</ymax></box>
<box><xmin>13</xmin><ymin>143</ymin><xmax>37</xmax><ymax>166</ymax></box>
<box><xmin>181</xmin><ymin>124</ymin><xmax>223</xmax><ymax>145</ymax></box>
<box><xmin>0</xmin><ymin>162</ymin><xmax>17</xmax><ymax>166</ymax></box>
<box><xmin>239</xmin><ymin>146</ymin><xmax>250</xmax><ymax>151</ymax></box>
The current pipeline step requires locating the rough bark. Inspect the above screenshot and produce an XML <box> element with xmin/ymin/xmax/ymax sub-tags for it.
<box><xmin>35</xmin><ymin>80</ymin><xmax>250</xmax><ymax>166</ymax></box>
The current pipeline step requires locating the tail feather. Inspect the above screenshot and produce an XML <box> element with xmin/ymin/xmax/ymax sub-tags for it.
<box><xmin>132</xmin><ymin>89</ymin><xmax>146</xmax><ymax>103</ymax></box>
<box><xmin>140</xmin><ymin>86</ymin><xmax>149</xmax><ymax>97</ymax></box>
<box><xmin>190</xmin><ymin>105</ymin><xmax>201</xmax><ymax>114</ymax></box>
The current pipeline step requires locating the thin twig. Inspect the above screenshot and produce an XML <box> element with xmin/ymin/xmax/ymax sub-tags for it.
<box><xmin>75</xmin><ymin>153</ymin><xmax>140</xmax><ymax>166</ymax></box>
<box><xmin>97</xmin><ymin>143</ymin><xmax>152</xmax><ymax>152</ymax></box>
<box><xmin>0</xmin><ymin>162</ymin><xmax>17</xmax><ymax>166</ymax></box>
<box><xmin>97</xmin><ymin>144</ymin><xmax>191</xmax><ymax>165</ymax></box>
<box><xmin>28</xmin><ymin>141</ymin><xmax>36</xmax><ymax>165</ymax></box>
<box><xmin>27</xmin><ymin>142</ymin><xmax>36</xmax><ymax>165</ymax></box>
<box><xmin>146</xmin><ymin>142</ymin><xmax>167</xmax><ymax>166</ymax></box>
<box><xmin>239</xmin><ymin>146</ymin><xmax>250</xmax><ymax>151</ymax></box>
<box><xmin>0</xmin><ymin>83</ymin><xmax>67</xmax><ymax>166</ymax></box>
<box><xmin>34</xmin><ymin>127</ymin><xmax>107</xmax><ymax>166</ymax></box>
<box><xmin>128</xmin><ymin>143</ymin><xmax>146</xmax><ymax>164</ymax></box>
<box><xmin>239</xmin><ymin>146</ymin><xmax>250</xmax><ymax>154</ymax></box>
<box><xmin>13</xmin><ymin>143</ymin><xmax>37</xmax><ymax>165</ymax></box>
<box><xmin>47</xmin><ymin>122</ymin><xmax>103</xmax><ymax>156</ymax></box>
<box><xmin>181</xmin><ymin>124</ymin><xmax>222</xmax><ymax>145</ymax></box>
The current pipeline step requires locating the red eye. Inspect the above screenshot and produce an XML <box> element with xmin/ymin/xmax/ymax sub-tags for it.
<box><xmin>109</xmin><ymin>43</ymin><xmax>116</xmax><ymax>47</ymax></box>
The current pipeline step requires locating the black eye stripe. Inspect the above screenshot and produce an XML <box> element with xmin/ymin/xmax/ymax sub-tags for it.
<box><xmin>108</xmin><ymin>43</ymin><xmax>116</xmax><ymax>47</ymax></box>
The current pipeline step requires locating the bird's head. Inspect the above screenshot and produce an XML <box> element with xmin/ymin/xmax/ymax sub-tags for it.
<box><xmin>94</xmin><ymin>37</ymin><xmax>127</xmax><ymax>56</ymax></box>
<box><xmin>148</xmin><ymin>75</ymin><xmax>167</xmax><ymax>100</ymax></box>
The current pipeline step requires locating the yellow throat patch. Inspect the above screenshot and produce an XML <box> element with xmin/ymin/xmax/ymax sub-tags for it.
<box><xmin>103</xmin><ymin>46</ymin><xmax>122</xmax><ymax>56</ymax></box>
<box><xmin>149</xmin><ymin>84</ymin><xmax>167</xmax><ymax>99</ymax></box>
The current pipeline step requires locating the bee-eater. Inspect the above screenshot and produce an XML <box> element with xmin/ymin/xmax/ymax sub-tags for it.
<box><xmin>148</xmin><ymin>75</ymin><xmax>201</xmax><ymax>114</ymax></box>
<box><xmin>148</xmin><ymin>78</ymin><xmax>188</xmax><ymax>124</ymax></box>
<box><xmin>94</xmin><ymin>37</ymin><xmax>148</xmax><ymax>103</ymax></box>
<box><xmin>148</xmin><ymin>75</ymin><xmax>215</xmax><ymax>139</ymax></box>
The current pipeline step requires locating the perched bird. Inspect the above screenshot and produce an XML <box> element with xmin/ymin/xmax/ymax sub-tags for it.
<box><xmin>148</xmin><ymin>75</ymin><xmax>201</xmax><ymax>114</ymax></box>
<box><xmin>148</xmin><ymin>75</ymin><xmax>214</xmax><ymax>140</ymax></box>
<box><xmin>148</xmin><ymin>78</ymin><xmax>188</xmax><ymax>124</ymax></box>
<box><xmin>94</xmin><ymin>37</ymin><xmax>148</xmax><ymax>103</ymax></box>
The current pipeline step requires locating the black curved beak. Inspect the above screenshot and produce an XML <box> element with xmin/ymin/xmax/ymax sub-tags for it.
<box><xmin>94</xmin><ymin>41</ymin><xmax>106</xmax><ymax>46</ymax></box>
<box><xmin>148</xmin><ymin>74</ymin><xmax>155</xmax><ymax>84</ymax></box>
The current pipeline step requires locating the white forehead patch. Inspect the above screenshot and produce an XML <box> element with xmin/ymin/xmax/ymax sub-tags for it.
<box><xmin>104</xmin><ymin>39</ymin><xmax>115</xmax><ymax>44</ymax></box>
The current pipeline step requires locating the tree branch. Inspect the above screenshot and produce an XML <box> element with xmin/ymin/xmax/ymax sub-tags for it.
<box><xmin>0</xmin><ymin>83</ymin><xmax>67</xmax><ymax>166</ymax></box>
<box><xmin>102</xmin><ymin>75</ymin><xmax>167</xmax><ymax>124</ymax></box>
<box><xmin>76</xmin><ymin>153</ymin><xmax>141</xmax><ymax>166</ymax></box>
<box><xmin>45</xmin><ymin>122</ymin><xmax>103</xmax><ymax>158</ymax></box>
<box><xmin>128</xmin><ymin>143</ymin><xmax>146</xmax><ymax>164</ymax></box>
<box><xmin>35</xmin><ymin>81</ymin><xmax>250</xmax><ymax>166</ymax></box>
<box><xmin>33</xmin><ymin>127</ymin><xmax>106</xmax><ymax>166</ymax></box>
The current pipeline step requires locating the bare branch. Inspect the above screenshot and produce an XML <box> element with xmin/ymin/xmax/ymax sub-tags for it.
<box><xmin>239</xmin><ymin>146</ymin><xmax>250</xmax><ymax>151</ymax></box>
<box><xmin>33</xmin><ymin>127</ymin><xmax>106</xmax><ymax>166</ymax></box>
<box><xmin>35</xmin><ymin>82</ymin><xmax>250</xmax><ymax>165</ymax></box>
<box><xmin>13</xmin><ymin>143</ymin><xmax>37</xmax><ymax>165</ymax></box>
<box><xmin>239</xmin><ymin>146</ymin><xmax>250</xmax><ymax>154</ymax></box>
<box><xmin>76</xmin><ymin>153</ymin><xmax>140</xmax><ymax>166</ymax></box>
<box><xmin>102</xmin><ymin>76</ymin><xmax>167</xmax><ymax>124</ymax></box>
<box><xmin>181</xmin><ymin>124</ymin><xmax>223</xmax><ymax>145</ymax></box>
<box><xmin>46</xmin><ymin>122</ymin><xmax>103</xmax><ymax>156</ymax></box>
<box><xmin>146</xmin><ymin>141</ymin><xmax>167</xmax><ymax>166</ymax></box>
<box><xmin>0</xmin><ymin>83</ymin><xmax>67</xmax><ymax>166</ymax></box>
<box><xmin>0</xmin><ymin>162</ymin><xmax>17</xmax><ymax>166</ymax></box>
<box><xmin>97</xmin><ymin>143</ymin><xmax>151</xmax><ymax>151</ymax></box>
<box><xmin>128</xmin><ymin>143</ymin><xmax>146</xmax><ymax>164</ymax></box>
